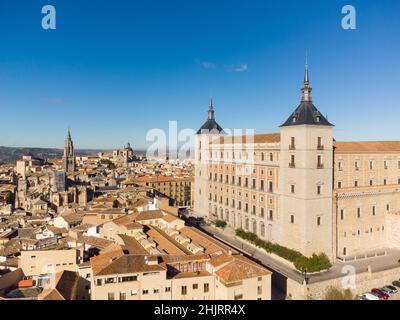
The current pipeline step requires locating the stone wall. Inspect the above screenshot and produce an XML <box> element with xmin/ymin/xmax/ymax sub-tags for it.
<box><xmin>287</xmin><ymin>265</ymin><xmax>400</xmax><ymax>300</ymax></box>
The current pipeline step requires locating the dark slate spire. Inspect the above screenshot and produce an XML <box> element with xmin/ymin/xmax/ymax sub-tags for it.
<box><xmin>208</xmin><ymin>97</ymin><xmax>215</xmax><ymax>120</ymax></box>
<box><xmin>197</xmin><ymin>98</ymin><xmax>225</xmax><ymax>134</ymax></box>
<box><xmin>281</xmin><ymin>63</ymin><xmax>333</xmax><ymax>127</ymax></box>
<box><xmin>301</xmin><ymin>62</ymin><xmax>312</xmax><ymax>102</ymax></box>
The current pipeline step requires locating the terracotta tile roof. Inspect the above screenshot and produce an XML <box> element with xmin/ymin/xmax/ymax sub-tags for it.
<box><xmin>179</xmin><ymin>227</ymin><xmax>238</xmax><ymax>255</ymax></box>
<box><xmin>77</xmin><ymin>235</ymin><xmax>114</xmax><ymax>249</ymax></box>
<box><xmin>133</xmin><ymin>176</ymin><xmax>193</xmax><ymax>183</ymax></box>
<box><xmin>112</xmin><ymin>214</ymin><xmax>142</xmax><ymax>230</ymax></box>
<box><xmin>211</xmin><ymin>133</ymin><xmax>280</xmax><ymax>145</ymax></box>
<box><xmin>146</xmin><ymin>227</ymin><xmax>186</xmax><ymax>255</ymax></box>
<box><xmin>118</xmin><ymin>234</ymin><xmax>149</xmax><ymax>255</ymax></box>
<box><xmin>39</xmin><ymin>270</ymin><xmax>79</xmax><ymax>300</ymax></box>
<box><xmin>214</xmin><ymin>255</ymin><xmax>271</xmax><ymax>284</ymax></box>
<box><xmin>335</xmin><ymin>141</ymin><xmax>400</xmax><ymax>153</ymax></box>
<box><xmin>150</xmin><ymin>226</ymin><xmax>193</xmax><ymax>255</ymax></box>
<box><xmin>94</xmin><ymin>255</ymin><xmax>165</xmax><ymax>276</ymax></box>
<box><xmin>90</xmin><ymin>249</ymin><xmax>124</xmax><ymax>274</ymax></box>
<box><xmin>162</xmin><ymin>214</ymin><xmax>178</xmax><ymax>223</ymax></box>
<box><xmin>135</xmin><ymin>209</ymin><xmax>164</xmax><ymax>221</ymax></box>
<box><xmin>170</xmin><ymin>270</ymin><xmax>211</xmax><ymax>279</ymax></box>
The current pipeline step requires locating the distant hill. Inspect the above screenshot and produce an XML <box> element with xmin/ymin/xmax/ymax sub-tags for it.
<box><xmin>0</xmin><ymin>146</ymin><xmax>107</xmax><ymax>165</ymax></box>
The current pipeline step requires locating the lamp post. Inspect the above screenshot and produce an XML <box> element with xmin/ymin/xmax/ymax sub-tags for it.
<box><xmin>303</xmin><ymin>268</ymin><xmax>308</xmax><ymax>285</ymax></box>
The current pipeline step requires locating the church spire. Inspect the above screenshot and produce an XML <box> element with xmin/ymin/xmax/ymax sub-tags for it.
<box><xmin>208</xmin><ymin>97</ymin><xmax>215</xmax><ymax>120</ymax></box>
<box><xmin>301</xmin><ymin>59</ymin><xmax>312</xmax><ymax>102</ymax></box>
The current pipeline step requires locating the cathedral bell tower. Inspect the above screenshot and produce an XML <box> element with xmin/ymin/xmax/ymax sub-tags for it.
<box><xmin>63</xmin><ymin>129</ymin><xmax>76</xmax><ymax>175</ymax></box>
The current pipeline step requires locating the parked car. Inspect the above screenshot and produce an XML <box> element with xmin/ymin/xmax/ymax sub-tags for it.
<box><xmin>360</xmin><ymin>293</ymin><xmax>380</xmax><ymax>300</ymax></box>
<box><xmin>371</xmin><ymin>288</ymin><xmax>389</xmax><ymax>300</ymax></box>
<box><xmin>382</xmin><ymin>285</ymin><xmax>398</xmax><ymax>295</ymax></box>
<box><xmin>392</xmin><ymin>281</ymin><xmax>400</xmax><ymax>288</ymax></box>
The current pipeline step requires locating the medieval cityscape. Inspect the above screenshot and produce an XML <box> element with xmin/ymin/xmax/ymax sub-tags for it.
<box><xmin>1</xmin><ymin>65</ymin><xmax>400</xmax><ymax>301</ymax></box>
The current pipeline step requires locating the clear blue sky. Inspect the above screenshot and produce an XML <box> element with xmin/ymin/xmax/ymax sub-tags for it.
<box><xmin>0</xmin><ymin>0</ymin><xmax>399</xmax><ymax>149</ymax></box>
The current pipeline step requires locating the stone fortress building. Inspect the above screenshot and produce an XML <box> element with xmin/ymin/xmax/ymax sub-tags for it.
<box><xmin>194</xmin><ymin>64</ymin><xmax>400</xmax><ymax>262</ymax></box>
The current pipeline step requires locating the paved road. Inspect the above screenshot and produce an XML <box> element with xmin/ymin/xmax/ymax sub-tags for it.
<box><xmin>198</xmin><ymin>224</ymin><xmax>400</xmax><ymax>285</ymax></box>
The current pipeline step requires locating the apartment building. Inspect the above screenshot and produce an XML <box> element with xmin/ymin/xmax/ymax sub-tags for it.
<box><xmin>90</xmin><ymin>253</ymin><xmax>271</xmax><ymax>300</ymax></box>
<box><xmin>193</xmin><ymin>65</ymin><xmax>400</xmax><ymax>261</ymax></box>
<box><xmin>89</xmin><ymin>208</ymin><xmax>271</xmax><ymax>300</ymax></box>
<box><xmin>133</xmin><ymin>176</ymin><xmax>193</xmax><ymax>207</ymax></box>
<box><xmin>18</xmin><ymin>248</ymin><xmax>78</xmax><ymax>278</ymax></box>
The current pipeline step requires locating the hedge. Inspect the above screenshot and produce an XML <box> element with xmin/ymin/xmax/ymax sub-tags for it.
<box><xmin>235</xmin><ymin>229</ymin><xmax>332</xmax><ymax>273</ymax></box>
<box><xmin>215</xmin><ymin>220</ymin><xmax>227</xmax><ymax>229</ymax></box>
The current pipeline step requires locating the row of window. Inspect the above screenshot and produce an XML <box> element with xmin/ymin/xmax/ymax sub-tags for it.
<box><xmin>209</xmin><ymin>174</ymin><xmax>274</xmax><ymax>192</ymax></box>
<box><xmin>339</xmin><ymin>204</ymin><xmax>391</xmax><ymax>220</ymax></box>
<box><xmin>207</xmin><ymin>151</ymin><xmax>277</xmax><ymax>162</ymax></box>
<box><xmin>337</xmin><ymin>178</ymin><xmax>400</xmax><ymax>188</ymax></box>
<box><xmin>289</xmin><ymin>136</ymin><xmax>324</xmax><ymax>150</ymax></box>
<box><xmin>106</xmin><ymin>283</ymin><xmax>210</xmax><ymax>300</ymax></box>
<box><xmin>216</xmin><ymin>207</ymin><xmax>274</xmax><ymax>221</ymax></box>
<box><xmin>337</xmin><ymin>160</ymin><xmax>400</xmax><ymax>171</ymax></box>
<box><xmin>289</xmin><ymin>154</ymin><xmax>324</xmax><ymax>169</ymax></box>
<box><xmin>343</xmin><ymin>226</ymin><xmax>385</xmax><ymax>238</ymax></box>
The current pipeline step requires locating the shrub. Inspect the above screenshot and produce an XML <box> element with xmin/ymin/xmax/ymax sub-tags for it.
<box><xmin>235</xmin><ymin>228</ymin><xmax>331</xmax><ymax>272</ymax></box>
<box><xmin>215</xmin><ymin>220</ymin><xmax>227</xmax><ymax>229</ymax></box>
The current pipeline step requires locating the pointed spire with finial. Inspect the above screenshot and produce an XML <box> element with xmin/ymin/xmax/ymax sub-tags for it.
<box><xmin>301</xmin><ymin>54</ymin><xmax>312</xmax><ymax>102</ymax></box>
<box><xmin>208</xmin><ymin>97</ymin><xmax>215</xmax><ymax>120</ymax></box>
<box><xmin>67</xmin><ymin>127</ymin><xmax>71</xmax><ymax>140</ymax></box>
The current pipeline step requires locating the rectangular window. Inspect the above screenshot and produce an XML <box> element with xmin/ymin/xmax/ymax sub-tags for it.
<box><xmin>181</xmin><ymin>286</ymin><xmax>187</xmax><ymax>295</ymax></box>
<box><xmin>165</xmin><ymin>287</ymin><xmax>171</xmax><ymax>292</ymax></box>
<box><xmin>108</xmin><ymin>292</ymin><xmax>115</xmax><ymax>300</ymax></box>
<box><xmin>338</xmin><ymin>181</ymin><xmax>342</xmax><ymax>189</ymax></box>
<box><xmin>193</xmin><ymin>284</ymin><xmax>198</xmax><ymax>290</ymax></box>
<box><xmin>119</xmin><ymin>292</ymin><xmax>126</xmax><ymax>300</ymax></box>
<box><xmin>257</xmin><ymin>285</ymin><xmax>263</xmax><ymax>295</ymax></box>
<box><xmin>290</xmin><ymin>137</ymin><xmax>296</xmax><ymax>150</ymax></box>
<box><xmin>290</xmin><ymin>215</ymin><xmax>294</xmax><ymax>224</ymax></box>
<box><xmin>142</xmin><ymin>289</ymin><xmax>149</xmax><ymax>295</ymax></box>
<box><xmin>204</xmin><ymin>283</ymin><xmax>209</xmax><ymax>293</ymax></box>
<box><xmin>317</xmin><ymin>185</ymin><xmax>321</xmax><ymax>195</ymax></box>
<box><xmin>290</xmin><ymin>155</ymin><xmax>295</xmax><ymax>168</ymax></box>
<box><xmin>317</xmin><ymin>217</ymin><xmax>321</xmax><ymax>226</ymax></box>
<box><xmin>340</xmin><ymin>209</ymin><xmax>344</xmax><ymax>220</ymax></box>
<box><xmin>372</xmin><ymin>206</ymin><xmax>376</xmax><ymax>216</ymax></box>
<box><xmin>291</xmin><ymin>185</ymin><xmax>295</xmax><ymax>193</ymax></box>
<box><xmin>357</xmin><ymin>208</ymin><xmax>361</xmax><ymax>218</ymax></box>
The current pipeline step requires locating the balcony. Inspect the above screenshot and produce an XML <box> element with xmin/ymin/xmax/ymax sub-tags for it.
<box><xmin>317</xmin><ymin>145</ymin><xmax>324</xmax><ymax>150</ymax></box>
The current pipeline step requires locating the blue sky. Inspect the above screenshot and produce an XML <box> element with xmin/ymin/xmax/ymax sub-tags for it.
<box><xmin>0</xmin><ymin>0</ymin><xmax>399</xmax><ymax>149</ymax></box>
